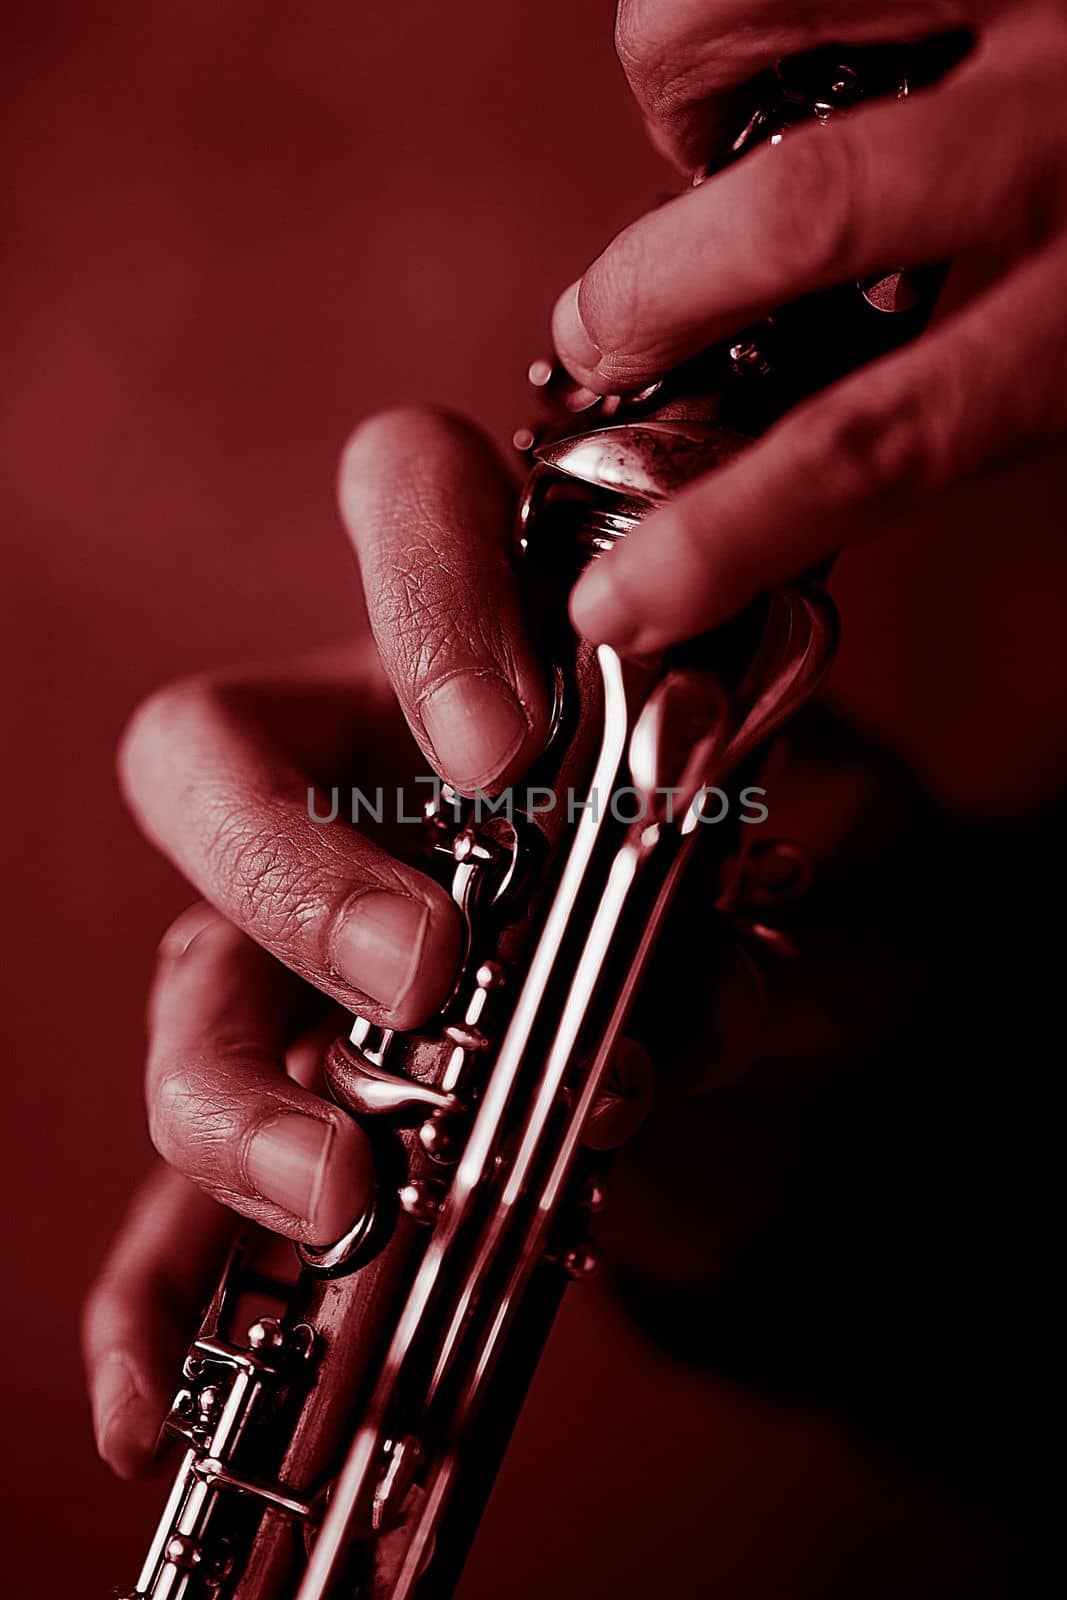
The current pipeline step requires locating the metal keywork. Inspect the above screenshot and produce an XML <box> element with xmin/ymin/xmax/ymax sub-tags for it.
<box><xmin>140</xmin><ymin>402</ymin><xmax>837</xmax><ymax>1600</ymax></box>
<box><xmin>116</xmin><ymin>38</ymin><xmax>963</xmax><ymax>1600</ymax></box>
<box><xmin>518</xmin><ymin>419</ymin><xmax>750</xmax><ymax>557</ymax></box>
<box><xmin>127</xmin><ymin>1256</ymin><xmax>316</xmax><ymax>1600</ymax></box>
<box><xmin>297</xmin><ymin>786</ymin><xmax>537</xmax><ymax>1280</ymax></box>
<box><xmin>293</xmin><ymin>586</ymin><xmax>838</xmax><ymax>1600</ymax></box>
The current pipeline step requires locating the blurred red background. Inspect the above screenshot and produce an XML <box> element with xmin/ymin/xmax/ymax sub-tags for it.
<box><xmin>0</xmin><ymin>3</ymin><xmax>1044</xmax><ymax>1594</ymax></box>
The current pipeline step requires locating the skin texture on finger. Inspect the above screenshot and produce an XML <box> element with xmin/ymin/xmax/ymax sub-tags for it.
<box><xmin>339</xmin><ymin>407</ymin><xmax>550</xmax><ymax>796</ymax></box>
<box><xmin>82</xmin><ymin>1165</ymin><xmax>235</xmax><ymax>1477</ymax></box>
<box><xmin>146</xmin><ymin>908</ymin><xmax>376</xmax><ymax>1244</ymax></box>
<box><xmin>119</xmin><ymin>660</ymin><xmax>462</xmax><ymax>1030</ymax></box>
<box><xmin>85</xmin><ymin>1033</ymin><xmax>650</xmax><ymax>1483</ymax></box>
<box><xmin>554</xmin><ymin>39</ymin><xmax>1053</xmax><ymax>393</ymax></box>
<box><xmin>615</xmin><ymin>0</ymin><xmax>977</xmax><ymax>170</ymax></box>
<box><xmin>570</xmin><ymin>244</ymin><xmax>1066</xmax><ymax>653</ymax></box>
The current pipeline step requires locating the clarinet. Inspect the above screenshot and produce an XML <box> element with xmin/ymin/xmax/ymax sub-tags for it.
<box><xmin>118</xmin><ymin>40</ymin><xmax>965</xmax><ymax>1600</ymax></box>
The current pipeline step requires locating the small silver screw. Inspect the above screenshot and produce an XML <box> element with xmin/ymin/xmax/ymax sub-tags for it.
<box><xmin>418</xmin><ymin>1114</ymin><xmax>457</xmax><ymax>1163</ymax></box>
<box><xmin>247</xmin><ymin>1315</ymin><xmax>286</xmax><ymax>1353</ymax></box>
<box><xmin>165</xmin><ymin>1534</ymin><xmax>203</xmax><ymax>1571</ymax></box>
<box><xmin>197</xmin><ymin>1385</ymin><xmax>222</xmax><ymax>1421</ymax></box>
<box><xmin>399</xmin><ymin>1179</ymin><xmax>443</xmax><ymax>1225</ymax></box>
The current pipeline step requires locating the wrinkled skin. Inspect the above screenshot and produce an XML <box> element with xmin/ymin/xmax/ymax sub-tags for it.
<box><xmin>85</xmin><ymin>0</ymin><xmax>1067</xmax><ymax>1483</ymax></box>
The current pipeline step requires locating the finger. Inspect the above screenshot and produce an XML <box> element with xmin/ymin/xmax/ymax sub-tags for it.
<box><xmin>570</xmin><ymin>246</ymin><xmax>1065</xmax><ymax>652</ymax></box>
<box><xmin>146</xmin><ymin>905</ymin><xmax>376</xmax><ymax>1244</ymax></box>
<box><xmin>119</xmin><ymin>666</ymin><xmax>463</xmax><ymax>1031</ymax></box>
<box><xmin>553</xmin><ymin>45</ymin><xmax>1039</xmax><ymax>392</ymax></box>
<box><xmin>614</xmin><ymin>0</ymin><xmax>974</xmax><ymax>170</ymax></box>
<box><xmin>83</xmin><ymin>1164</ymin><xmax>234</xmax><ymax>1478</ymax></box>
<box><xmin>339</xmin><ymin>408</ymin><xmax>550</xmax><ymax>795</ymax></box>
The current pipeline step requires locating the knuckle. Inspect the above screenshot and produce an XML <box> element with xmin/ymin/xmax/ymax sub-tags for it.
<box><xmin>377</xmin><ymin>533</ymin><xmax>463</xmax><ymax>643</ymax></box>
<box><xmin>932</xmin><ymin>42</ymin><xmax>1065</xmax><ymax>245</ymax></box>
<box><xmin>761</xmin><ymin>131</ymin><xmax>862</xmax><ymax>283</ymax></box>
<box><xmin>373</xmin><ymin>531</ymin><xmax>505</xmax><ymax>692</ymax></box>
<box><xmin>613</xmin><ymin>0</ymin><xmax>659</xmax><ymax>84</ymax></box>
<box><xmin>148</xmin><ymin>1062</ymin><xmax>242</xmax><ymax>1175</ymax></box>
<box><xmin>341</xmin><ymin>411</ymin><xmax>515</xmax><ymax>693</ymax></box>
<box><xmin>202</xmin><ymin>799</ymin><xmax>322</xmax><ymax>943</ymax></box>
<box><xmin>581</xmin><ymin>223</ymin><xmax>674</xmax><ymax>377</ymax></box>
<box><xmin>614</xmin><ymin>0</ymin><xmax>707</xmax><ymax>133</ymax></box>
<box><xmin>794</xmin><ymin>383</ymin><xmax>930</xmax><ymax>507</ymax></box>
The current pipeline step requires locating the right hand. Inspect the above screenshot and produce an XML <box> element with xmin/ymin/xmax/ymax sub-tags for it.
<box><xmin>554</xmin><ymin>0</ymin><xmax>1067</xmax><ymax>681</ymax></box>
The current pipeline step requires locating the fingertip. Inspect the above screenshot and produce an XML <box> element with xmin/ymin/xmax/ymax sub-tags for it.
<box><xmin>93</xmin><ymin>1354</ymin><xmax>163</xmax><ymax>1480</ymax></box>
<box><xmin>329</xmin><ymin>884</ymin><xmax>462</xmax><ymax>1031</ymax></box>
<box><xmin>571</xmin><ymin>499</ymin><xmax>733</xmax><ymax>656</ymax></box>
<box><xmin>338</xmin><ymin>406</ymin><xmax>513</xmax><ymax>531</ymax></box>
<box><xmin>551</xmin><ymin>279</ymin><xmax>604</xmax><ymax>389</ymax></box>
<box><xmin>102</xmin><ymin>1397</ymin><xmax>165</xmax><ymax>1480</ymax></box>
<box><xmin>309</xmin><ymin>1114</ymin><xmax>378</xmax><ymax>1249</ymax></box>
<box><xmin>569</xmin><ymin>557</ymin><xmax>640</xmax><ymax>652</ymax></box>
<box><xmin>418</xmin><ymin>670</ymin><xmax>531</xmax><ymax>798</ymax></box>
<box><xmin>408</xmin><ymin>886</ymin><xmax>466</xmax><ymax>1024</ymax></box>
<box><xmin>240</xmin><ymin>1105</ymin><xmax>377</xmax><ymax>1248</ymax></box>
<box><xmin>338</xmin><ymin>403</ymin><xmax>549</xmax><ymax>802</ymax></box>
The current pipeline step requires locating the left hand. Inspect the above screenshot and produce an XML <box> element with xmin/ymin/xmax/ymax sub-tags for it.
<box><xmin>83</xmin><ymin>1165</ymin><xmax>235</xmax><ymax>1479</ymax></box>
<box><xmin>555</xmin><ymin>0</ymin><xmax>1067</xmax><ymax>655</ymax></box>
<box><xmin>82</xmin><ymin>407</ymin><xmax>654</xmax><ymax>1480</ymax></box>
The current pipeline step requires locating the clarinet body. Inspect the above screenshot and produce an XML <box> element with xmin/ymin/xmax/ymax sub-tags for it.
<box><xmin>119</xmin><ymin>41</ymin><xmax>964</xmax><ymax>1600</ymax></box>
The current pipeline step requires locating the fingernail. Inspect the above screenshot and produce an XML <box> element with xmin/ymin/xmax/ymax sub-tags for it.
<box><xmin>331</xmin><ymin>891</ymin><xmax>429</xmax><ymax>1007</ymax></box>
<box><xmin>570</xmin><ymin>560</ymin><xmax>638</xmax><ymax>650</ymax></box>
<box><xmin>553</xmin><ymin>279</ymin><xmax>601</xmax><ymax>375</ymax></box>
<box><xmin>419</xmin><ymin>671</ymin><xmax>527</xmax><ymax>794</ymax></box>
<box><xmin>156</xmin><ymin>902</ymin><xmax>219</xmax><ymax>960</ymax></box>
<box><xmin>246</xmin><ymin>1113</ymin><xmax>333</xmax><ymax>1224</ymax></box>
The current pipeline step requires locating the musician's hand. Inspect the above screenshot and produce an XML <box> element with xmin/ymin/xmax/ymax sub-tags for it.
<box><xmin>83</xmin><ymin>1164</ymin><xmax>235</xmax><ymax>1477</ymax></box>
<box><xmin>555</xmin><ymin>0</ymin><xmax>1067</xmax><ymax>655</ymax></box>
<box><xmin>85</xmin><ymin>1062</ymin><xmax>648</xmax><ymax>1481</ymax></box>
<box><xmin>118</xmin><ymin>410</ymin><xmax>550</xmax><ymax>1244</ymax></box>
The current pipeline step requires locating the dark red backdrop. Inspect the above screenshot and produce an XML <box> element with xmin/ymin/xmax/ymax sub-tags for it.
<box><xmin>1</xmin><ymin>4</ymin><xmax>1039</xmax><ymax>1594</ymax></box>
